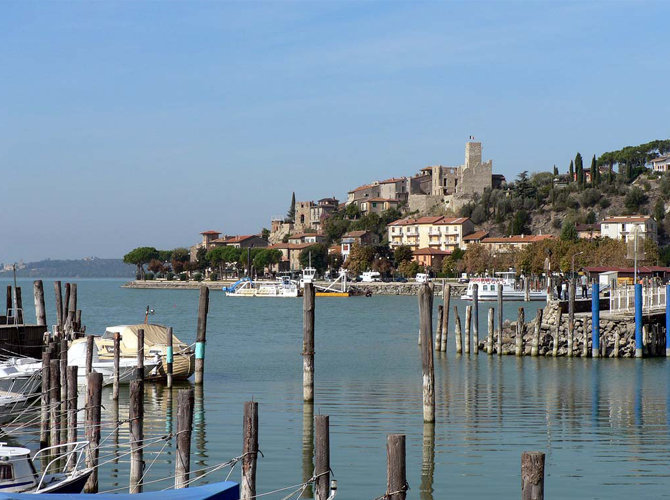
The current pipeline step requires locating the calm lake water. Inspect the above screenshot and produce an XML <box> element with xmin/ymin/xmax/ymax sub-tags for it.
<box><xmin>3</xmin><ymin>278</ymin><xmax>670</xmax><ymax>499</ymax></box>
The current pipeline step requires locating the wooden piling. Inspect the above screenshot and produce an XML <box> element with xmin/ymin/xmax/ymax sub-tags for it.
<box><xmin>487</xmin><ymin>307</ymin><xmax>494</xmax><ymax>354</ymax></box>
<box><xmin>66</xmin><ymin>366</ymin><xmax>78</xmax><ymax>452</ymax></box>
<box><xmin>441</xmin><ymin>284</ymin><xmax>450</xmax><ymax>352</ymax></box>
<box><xmin>516</xmin><ymin>308</ymin><xmax>525</xmax><ymax>356</ymax></box>
<box><xmin>40</xmin><ymin>351</ymin><xmax>51</xmax><ymax>449</ymax></box>
<box><xmin>5</xmin><ymin>285</ymin><xmax>11</xmax><ymax>319</ymax></box>
<box><xmin>136</xmin><ymin>328</ymin><xmax>145</xmax><ymax>381</ymax></box>
<box><xmin>497</xmin><ymin>285</ymin><xmax>503</xmax><ymax>355</ymax></box>
<box><xmin>195</xmin><ymin>286</ymin><xmax>209</xmax><ymax>385</ymax></box>
<box><xmin>69</xmin><ymin>283</ymin><xmax>77</xmax><ymax>326</ymax></box>
<box><xmin>521</xmin><ymin>451</ymin><xmax>545</xmax><ymax>500</ymax></box>
<box><xmin>302</xmin><ymin>282</ymin><xmax>315</xmax><ymax>402</ymax></box>
<box><xmin>454</xmin><ymin>306</ymin><xmax>463</xmax><ymax>354</ymax></box>
<box><xmin>60</xmin><ymin>339</ymin><xmax>68</xmax><ymax>445</ymax></box>
<box><xmin>568</xmin><ymin>281</ymin><xmax>575</xmax><ymax>357</ymax></box>
<box><xmin>418</xmin><ymin>283</ymin><xmax>435</xmax><ymax>423</ymax></box>
<box><xmin>86</xmin><ymin>335</ymin><xmax>94</xmax><ymax>376</ymax></box>
<box><xmin>314</xmin><ymin>415</ymin><xmax>330</xmax><ymax>500</ymax></box>
<box><xmin>53</xmin><ymin>281</ymin><xmax>63</xmax><ymax>331</ymax></box>
<box><xmin>472</xmin><ymin>284</ymin><xmax>479</xmax><ymax>355</ymax></box>
<box><xmin>84</xmin><ymin>372</ymin><xmax>102</xmax><ymax>493</ymax></box>
<box><xmin>464</xmin><ymin>305</ymin><xmax>472</xmax><ymax>354</ymax></box>
<box><xmin>33</xmin><ymin>280</ymin><xmax>47</xmax><ymax>326</ymax></box>
<box><xmin>75</xmin><ymin>310</ymin><xmax>82</xmax><ymax>333</ymax></box>
<box><xmin>167</xmin><ymin>326</ymin><xmax>174</xmax><ymax>388</ymax></box>
<box><xmin>524</xmin><ymin>277</ymin><xmax>530</xmax><ymax>302</ymax></box>
<box><xmin>49</xmin><ymin>359</ymin><xmax>61</xmax><ymax>451</ymax></box>
<box><xmin>386</xmin><ymin>434</ymin><xmax>407</xmax><ymax>500</ymax></box>
<box><xmin>241</xmin><ymin>401</ymin><xmax>259</xmax><ymax>500</ymax></box>
<box><xmin>15</xmin><ymin>286</ymin><xmax>23</xmax><ymax>324</ymax></box>
<box><xmin>112</xmin><ymin>332</ymin><xmax>120</xmax><ymax>401</ymax></box>
<box><xmin>63</xmin><ymin>283</ymin><xmax>71</xmax><ymax>330</ymax></box>
<box><xmin>531</xmin><ymin>309</ymin><xmax>543</xmax><ymax>357</ymax></box>
<box><xmin>129</xmin><ymin>379</ymin><xmax>145</xmax><ymax>493</ymax></box>
<box><xmin>435</xmin><ymin>305</ymin><xmax>443</xmax><ymax>352</ymax></box>
<box><xmin>553</xmin><ymin>309</ymin><xmax>561</xmax><ymax>357</ymax></box>
<box><xmin>175</xmin><ymin>388</ymin><xmax>194</xmax><ymax>489</ymax></box>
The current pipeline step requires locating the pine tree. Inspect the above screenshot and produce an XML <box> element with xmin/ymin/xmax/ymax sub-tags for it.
<box><xmin>569</xmin><ymin>160</ymin><xmax>574</xmax><ymax>182</ymax></box>
<box><xmin>286</xmin><ymin>192</ymin><xmax>296</xmax><ymax>222</ymax></box>
<box><xmin>590</xmin><ymin>155</ymin><xmax>598</xmax><ymax>187</ymax></box>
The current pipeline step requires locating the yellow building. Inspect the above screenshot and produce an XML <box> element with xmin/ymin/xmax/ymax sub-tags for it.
<box><xmin>387</xmin><ymin>216</ymin><xmax>474</xmax><ymax>252</ymax></box>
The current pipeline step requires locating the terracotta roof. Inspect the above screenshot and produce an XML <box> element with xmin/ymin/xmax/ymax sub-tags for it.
<box><xmin>200</xmin><ymin>230</ymin><xmax>221</xmax><ymax>235</ymax></box>
<box><xmin>349</xmin><ymin>183</ymin><xmax>374</xmax><ymax>193</ymax></box>
<box><xmin>413</xmin><ymin>248</ymin><xmax>451</xmax><ymax>256</ymax></box>
<box><xmin>343</xmin><ymin>230</ymin><xmax>371</xmax><ymax>238</ymax></box>
<box><xmin>328</xmin><ymin>245</ymin><xmax>341</xmax><ymax>254</ymax></box>
<box><xmin>651</xmin><ymin>154</ymin><xmax>670</xmax><ymax>163</ymax></box>
<box><xmin>379</xmin><ymin>177</ymin><xmax>406</xmax><ymax>184</ymax></box>
<box><xmin>220</xmin><ymin>235</ymin><xmax>257</xmax><ymax>244</ymax></box>
<box><xmin>481</xmin><ymin>235</ymin><xmax>556</xmax><ymax>244</ymax></box>
<box><xmin>268</xmin><ymin>242</ymin><xmax>314</xmax><ymax>250</ymax></box>
<box><xmin>387</xmin><ymin>216</ymin><xmax>470</xmax><ymax>226</ymax></box>
<box><xmin>601</xmin><ymin>215</ymin><xmax>653</xmax><ymax>223</ymax></box>
<box><xmin>575</xmin><ymin>224</ymin><xmax>601</xmax><ymax>232</ymax></box>
<box><xmin>463</xmin><ymin>230</ymin><xmax>489</xmax><ymax>241</ymax></box>
<box><xmin>433</xmin><ymin>217</ymin><xmax>469</xmax><ymax>225</ymax></box>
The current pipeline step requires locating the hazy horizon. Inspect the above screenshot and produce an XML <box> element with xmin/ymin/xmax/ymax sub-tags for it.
<box><xmin>2</xmin><ymin>1</ymin><xmax>669</xmax><ymax>262</ymax></box>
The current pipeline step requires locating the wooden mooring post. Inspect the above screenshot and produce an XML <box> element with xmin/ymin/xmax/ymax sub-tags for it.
<box><xmin>418</xmin><ymin>283</ymin><xmax>435</xmax><ymax>423</ymax></box>
<box><xmin>453</xmin><ymin>306</ymin><xmax>463</xmax><ymax>354</ymax></box>
<box><xmin>175</xmin><ymin>388</ymin><xmax>194</xmax><ymax>489</ymax></box>
<box><xmin>531</xmin><ymin>309</ymin><xmax>542</xmax><ymax>357</ymax></box>
<box><xmin>136</xmin><ymin>328</ymin><xmax>145</xmax><ymax>381</ymax></box>
<box><xmin>666</xmin><ymin>284</ymin><xmax>670</xmax><ymax>357</ymax></box>
<box><xmin>568</xmin><ymin>281</ymin><xmax>575</xmax><ymax>357</ymax></box>
<box><xmin>15</xmin><ymin>286</ymin><xmax>23</xmax><ymax>324</ymax></box>
<box><xmin>464</xmin><ymin>305</ymin><xmax>472</xmax><ymax>355</ymax></box>
<box><xmin>195</xmin><ymin>286</ymin><xmax>209</xmax><ymax>384</ymax></box>
<box><xmin>472</xmin><ymin>284</ymin><xmax>479</xmax><ymax>355</ymax></box>
<box><xmin>516</xmin><ymin>307</ymin><xmax>525</xmax><ymax>356</ymax></box>
<box><xmin>40</xmin><ymin>351</ymin><xmax>51</xmax><ymax>449</ymax></box>
<box><xmin>86</xmin><ymin>335</ymin><xmax>94</xmax><ymax>376</ymax></box>
<box><xmin>112</xmin><ymin>332</ymin><xmax>120</xmax><ymax>401</ymax></box>
<box><xmin>434</xmin><ymin>305</ymin><xmax>443</xmax><ymax>352</ymax></box>
<box><xmin>49</xmin><ymin>359</ymin><xmax>61</xmax><ymax>452</ymax></box>
<box><xmin>303</xmin><ymin>283</ymin><xmax>315</xmax><ymax>402</ymax></box>
<box><xmin>63</xmin><ymin>283</ymin><xmax>71</xmax><ymax>329</ymax></box>
<box><xmin>241</xmin><ymin>401</ymin><xmax>259</xmax><ymax>500</ymax></box>
<box><xmin>314</xmin><ymin>415</ymin><xmax>330</xmax><ymax>500</ymax></box>
<box><xmin>33</xmin><ymin>280</ymin><xmax>47</xmax><ymax>327</ymax></box>
<box><xmin>60</xmin><ymin>339</ymin><xmax>68</xmax><ymax>445</ymax></box>
<box><xmin>487</xmin><ymin>307</ymin><xmax>494</xmax><ymax>354</ymax></box>
<box><xmin>521</xmin><ymin>451</ymin><xmax>545</xmax><ymax>500</ymax></box>
<box><xmin>592</xmin><ymin>283</ymin><xmax>600</xmax><ymax>358</ymax></box>
<box><xmin>386</xmin><ymin>434</ymin><xmax>407</xmax><ymax>500</ymax></box>
<box><xmin>497</xmin><ymin>285</ymin><xmax>503</xmax><ymax>356</ymax></box>
<box><xmin>167</xmin><ymin>326</ymin><xmax>174</xmax><ymax>388</ymax></box>
<box><xmin>66</xmin><ymin>366</ymin><xmax>78</xmax><ymax>453</ymax></box>
<box><xmin>53</xmin><ymin>281</ymin><xmax>63</xmax><ymax>332</ymax></box>
<box><xmin>129</xmin><ymin>379</ymin><xmax>145</xmax><ymax>493</ymax></box>
<box><xmin>553</xmin><ymin>308</ymin><xmax>561</xmax><ymax>357</ymax></box>
<box><xmin>441</xmin><ymin>284</ymin><xmax>450</xmax><ymax>352</ymax></box>
<box><xmin>84</xmin><ymin>372</ymin><xmax>102</xmax><ymax>493</ymax></box>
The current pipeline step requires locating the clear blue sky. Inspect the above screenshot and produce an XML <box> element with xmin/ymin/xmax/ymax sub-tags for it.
<box><xmin>1</xmin><ymin>1</ymin><xmax>668</xmax><ymax>262</ymax></box>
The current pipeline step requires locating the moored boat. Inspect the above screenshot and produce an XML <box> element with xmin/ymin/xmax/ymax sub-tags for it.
<box><xmin>224</xmin><ymin>276</ymin><xmax>300</xmax><ymax>297</ymax></box>
<box><xmin>0</xmin><ymin>357</ymin><xmax>41</xmax><ymax>396</ymax></box>
<box><xmin>460</xmin><ymin>272</ymin><xmax>546</xmax><ymax>301</ymax></box>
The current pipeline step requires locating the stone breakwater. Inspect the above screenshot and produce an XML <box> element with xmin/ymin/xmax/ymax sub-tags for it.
<box><xmin>122</xmin><ymin>280</ymin><xmax>467</xmax><ymax>296</ymax></box>
<box><xmin>476</xmin><ymin>301</ymin><xmax>666</xmax><ymax>357</ymax></box>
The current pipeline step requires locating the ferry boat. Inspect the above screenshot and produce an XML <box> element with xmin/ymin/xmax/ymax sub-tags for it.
<box><xmin>460</xmin><ymin>271</ymin><xmax>546</xmax><ymax>301</ymax></box>
<box><xmin>223</xmin><ymin>276</ymin><xmax>300</xmax><ymax>297</ymax></box>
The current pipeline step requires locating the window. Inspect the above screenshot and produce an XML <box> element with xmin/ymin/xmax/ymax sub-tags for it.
<box><xmin>482</xmin><ymin>285</ymin><xmax>488</xmax><ymax>291</ymax></box>
<box><xmin>372</xmin><ymin>202</ymin><xmax>377</xmax><ymax>208</ymax></box>
<box><xmin>0</xmin><ymin>463</ymin><xmax>14</xmax><ymax>480</ymax></box>
<box><xmin>300</xmin><ymin>214</ymin><xmax>305</xmax><ymax>224</ymax></box>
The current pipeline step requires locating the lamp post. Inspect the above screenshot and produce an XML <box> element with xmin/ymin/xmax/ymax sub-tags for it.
<box><xmin>571</xmin><ymin>251</ymin><xmax>584</xmax><ymax>281</ymax></box>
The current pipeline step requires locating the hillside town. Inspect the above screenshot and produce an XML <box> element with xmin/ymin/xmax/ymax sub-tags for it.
<box><xmin>123</xmin><ymin>138</ymin><xmax>670</xmax><ymax>282</ymax></box>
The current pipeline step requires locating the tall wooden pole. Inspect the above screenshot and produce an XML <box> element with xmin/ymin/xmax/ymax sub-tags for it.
<box><xmin>516</xmin><ymin>307</ymin><xmax>525</xmax><ymax>356</ymax></box>
<box><xmin>441</xmin><ymin>284</ymin><xmax>451</xmax><ymax>352</ymax></box>
<box><xmin>464</xmin><ymin>305</ymin><xmax>472</xmax><ymax>354</ymax></box>
<box><xmin>531</xmin><ymin>309</ymin><xmax>542</xmax><ymax>357</ymax></box>
<box><xmin>49</xmin><ymin>359</ymin><xmax>61</xmax><ymax>452</ymax></box>
<box><xmin>84</xmin><ymin>372</ymin><xmax>102</xmax><ymax>493</ymax></box>
<box><xmin>568</xmin><ymin>280</ymin><xmax>575</xmax><ymax>357</ymax></box>
<box><xmin>15</xmin><ymin>286</ymin><xmax>23</xmax><ymax>324</ymax></box>
<box><xmin>53</xmin><ymin>281</ymin><xmax>63</xmax><ymax>332</ymax></box>
<box><xmin>241</xmin><ymin>401</ymin><xmax>259</xmax><ymax>500</ymax></box>
<box><xmin>314</xmin><ymin>415</ymin><xmax>330</xmax><ymax>500</ymax></box>
<box><xmin>303</xmin><ymin>282</ymin><xmax>315</xmax><ymax>402</ymax></box>
<box><xmin>63</xmin><ymin>283</ymin><xmax>71</xmax><ymax>331</ymax></box>
<box><xmin>386</xmin><ymin>434</ymin><xmax>407</xmax><ymax>500</ymax></box>
<box><xmin>86</xmin><ymin>335</ymin><xmax>94</xmax><ymax>376</ymax></box>
<box><xmin>60</xmin><ymin>339</ymin><xmax>68</xmax><ymax>445</ymax></box>
<box><xmin>434</xmin><ymin>305</ymin><xmax>443</xmax><ymax>352</ymax></box>
<box><xmin>33</xmin><ymin>280</ymin><xmax>47</xmax><ymax>326</ymax></box>
<box><xmin>195</xmin><ymin>286</ymin><xmax>209</xmax><ymax>384</ymax></box>
<box><xmin>69</xmin><ymin>283</ymin><xmax>77</xmax><ymax>327</ymax></box>
<box><xmin>454</xmin><ymin>306</ymin><xmax>463</xmax><ymax>354</ymax></box>
<box><xmin>40</xmin><ymin>351</ymin><xmax>51</xmax><ymax>449</ymax></box>
<box><xmin>487</xmin><ymin>307</ymin><xmax>494</xmax><ymax>354</ymax></box>
<box><xmin>472</xmin><ymin>284</ymin><xmax>479</xmax><ymax>355</ymax></box>
<box><xmin>521</xmin><ymin>451</ymin><xmax>545</xmax><ymax>500</ymax></box>
<box><xmin>66</xmin><ymin>366</ymin><xmax>78</xmax><ymax>453</ymax></box>
<box><xmin>175</xmin><ymin>388</ymin><xmax>194</xmax><ymax>489</ymax></box>
<box><xmin>129</xmin><ymin>379</ymin><xmax>144</xmax><ymax>493</ymax></box>
<box><xmin>112</xmin><ymin>332</ymin><xmax>120</xmax><ymax>400</ymax></box>
<box><xmin>497</xmin><ymin>285</ymin><xmax>503</xmax><ymax>355</ymax></box>
<box><xmin>418</xmin><ymin>283</ymin><xmax>435</xmax><ymax>423</ymax></box>
<box><xmin>136</xmin><ymin>328</ymin><xmax>145</xmax><ymax>381</ymax></box>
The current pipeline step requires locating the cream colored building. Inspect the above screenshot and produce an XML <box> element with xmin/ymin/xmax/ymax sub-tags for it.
<box><xmin>480</xmin><ymin>234</ymin><xmax>556</xmax><ymax>254</ymax></box>
<box><xmin>387</xmin><ymin>216</ymin><xmax>474</xmax><ymax>252</ymax></box>
<box><xmin>600</xmin><ymin>215</ymin><xmax>658</xmax><ymax>242</ymax></box>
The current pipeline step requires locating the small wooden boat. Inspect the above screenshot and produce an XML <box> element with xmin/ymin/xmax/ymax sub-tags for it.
<box><xmin>0</xmin><ymin>480</ymin><xmax>239</xmax><ymax>499</ymax></box>
<box><xmin>94</xmin><ymin>324</ymin><xmax>194</xmax><ymax>381</ymax></box>
<box><xmin>0</xmin><ymin>441</ymin><xmax>93</xmax><ymax>494</ymax></box>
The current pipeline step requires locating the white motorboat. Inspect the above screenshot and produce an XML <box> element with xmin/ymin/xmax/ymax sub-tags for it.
<box><xmin>460</xmin><ymin>272</ymin><xmax>546</xmax><ymax>301</ymax></box>
<box><xmin>224</xmin><ymin>276</ymin><xmax>300</xmax><ymax>297</ymax></box>
<box><xmin>0</xmin><ymin>441</ymin><xmax>92</xmax><ymax>493</ymax></box>
<box><xmin>0</xmin><ymin>357</ymin><xmax>42</xmax><ymax>396</ymax></box>
<box><xmin>67</xmin><ymin>338</ymin><xmax>161</xmax><ymax>385</ymax></box>
<box><xmin>0</xmin><ymin>392</ymin><xmax>31</xmax><ymax>425</ymax></box>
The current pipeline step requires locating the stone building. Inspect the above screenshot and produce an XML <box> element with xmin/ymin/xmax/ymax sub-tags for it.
<box><xmin>309</xmin><ymin>198</ymin><xmax>339</xmax><ymax>231</ymax></box>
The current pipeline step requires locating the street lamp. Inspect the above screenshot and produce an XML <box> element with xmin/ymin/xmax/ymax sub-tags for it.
<box><xmin>571</xmin><ymin>251</ymin><xmax>584</xmax><ymax>281</ymax></box>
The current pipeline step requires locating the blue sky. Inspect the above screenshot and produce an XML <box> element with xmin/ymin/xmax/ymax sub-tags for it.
<box><xmin>1</xmin><ymin>1</ymin><xmax>668</xmax><ymax>262</ymax></box>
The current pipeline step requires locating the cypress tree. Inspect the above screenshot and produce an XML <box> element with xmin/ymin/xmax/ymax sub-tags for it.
<box><xmin>569</xmin><ymin>160</ymin><xmax>574</xmax><ymax>182</ymax></box>
<box><xmin>591</xmin><ymin>155</ymin><xmax>598</xmax><ymax>187</ymax></box>
<box><xmin>287</xmin><ymin>192</ymin><xmax>296</xmax><ymax>222</ymax></box>
<box><xmin>553</xmin><ymin>165</ymin><xmax>558</xmax><ymax>176</ymax></box>
<box><xmin>575</xmin><ymin>153</ymin><xmax>584</xmax><ymax>188</ymax></box>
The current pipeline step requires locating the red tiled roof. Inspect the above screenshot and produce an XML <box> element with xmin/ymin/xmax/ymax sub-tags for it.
<box><xmin>481</xmin><ymin>235</ymin><xmax>556</xmax><ymax>244</ymax></box>
<box><xmin>200</xmin><ymin>230</ymin><xmax>220</xmax><ymax>235</ymax></box>
<box><xmin>268</xmin><ymin>242</ymin><xmax>314</xmax><ymax>250</ymax></box>
<box><xmin>601</xmin><ymin>215</ymin><xmax>653</xmax><ymax>223</ymax></box>
<box><xmin>413</xmin><ymin>248</ymin><xmax>451</xmax><ymax>256</ymax></box>
<box><xmin>343</xmin><ymin>230</ymin><xmax>371</xmax><ymax>238</ymax></box>
<box><xmin>434</xmin><ymin>217</ymin><xmax>469</xmax><ymax>225</ymax></box>
<box><xmin>379</xmin><ymin>177</ymin><xmax>406</xmax><ymax>184</ymax></box>
<box><xmin>575</xmin><ymin>224</ymin><xmax>600</xmax><ymax>232</ymax></box>
<box><xmin>349</xmin><ymin>183</ymin><xmax>374</xmax><ymax>193</ymax></box>
<box><xmin>387</xmin><ymin>216</ymin><xmax>470</xmax><ymax>226</ymax></box>
<box><xmin>221</xmin><ymin>235</ymin><xmax>256</xmax><ymax>243</ymax></box>
<box><xmin>463</xmin><ymin>230</ymin><xmax>489</xmax><ymax>241</ymax></box>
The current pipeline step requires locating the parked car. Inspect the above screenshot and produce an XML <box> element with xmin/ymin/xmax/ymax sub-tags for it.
<box><xmin>360</xmin><ymin>271</ymin><xmax>382</xmax><ymax>282</ymax></box>
<box><xmin>394</xmin><ymin>276</ymin><xmax>408</xmax><ymax>283</ymax></box>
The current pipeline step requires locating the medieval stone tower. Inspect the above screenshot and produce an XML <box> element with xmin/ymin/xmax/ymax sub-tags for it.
<box><xmin>456</xmin><ymin>140</ymin><xmax>492</xmax><ymax>196</ymax></box>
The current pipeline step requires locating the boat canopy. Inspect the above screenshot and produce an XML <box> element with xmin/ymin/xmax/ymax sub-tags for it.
<box><xmin>0</xmin><ymin>480</ymin><xmax>239</xmax><ymax>500</ymax></box>
<box><xmin>102</xmin><ymin>324</ymin><xmax>189</xmax><ymax>353</ymax></box>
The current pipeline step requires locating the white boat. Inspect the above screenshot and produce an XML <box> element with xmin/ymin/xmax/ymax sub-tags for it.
<box><xmin>460</xmin><ymin>272</ymin><xmax>546</xmax><ymax>301</ymax></box>
<box><xmin>224</xmin><ymin>276</ymin><xmax>300</xmax><ymax>297</ymax></box>
<box><xmin>0</xmin><ymin>392</ymin><xmax>31</xmax><ymax>425</ymax></box>
<box><xmin>300</xmin><ymin>267</ymin><xmax>317</xmax><ymax>288</ymax></box>
<box><xmin>67</xmin><ymin>338</ymin><xmax>161</xmax><ymax>385</ymax></box>
<box><xmin>0</xmin><ymin>357</ymin><xmax>42</xmax><ymax>396</ymax></box>
<box><xmin>0</xmin><ymin>441</ymin><xmax>92</xmax><ymax>493</ymax></box>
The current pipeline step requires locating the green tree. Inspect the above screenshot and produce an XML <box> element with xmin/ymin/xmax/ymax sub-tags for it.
<box><xmin>195</xmin><ymin>247</ymin><xmax>209</xmax><ymax>272</ymax></box>
<box><xmin>286</xmin><ymin>192</ymin><xmax>296</xmax><ymax>222</ymax></box>
<box><xmin>624</xmin><ymin>187</ymin><xmax>648</xmax><ymax>211</ymax></box>
<box><xmin>261</xmin><ymin>228</ymin><xmax>270</xmax><ymax>241</ymax></box>
<box><xmin>299</xmin><ymin>244</ymin><xmax>329</xmax><ymax>274</ymax></box>
<box><xmin>553</xmin><ymin>165</ymin><xmax>558</xmax><ymax>176</ymax></box>
<box><xmin>569</xmin><ymin>160</ymin><xmax>574</xmax><ymax>181</ymax></box>
<box><xmin>654</xmin><ymin>198</ymin><xmax>665</xmax><ymax>222</ymax></box>
<box><xmin>509</xmin><ymin>209</ymin><xmax>530</xmax><ymax>235</ymax></box>
<box><xmin>575</xmin><ymin>153</ymin><xmax>584</xmax><ymax>187</ymax></box>
<box><xmin>343</xmin><ymin>244</ymin><xmax>376</xmax><ymax>275</ymax></box>
<box><xmin>158</xmin><ymin>250</ymin><xmax>172</xmax><ymax>262</ymax></box>
<box><xmin>560</xmin><ymin>220</ymin><xmax>578</xmax><ymax>241</ymax></box>
<box><xmin>590</xmin><ymin>155</ymin><xmax>598</xmax><ymax>187</ymax></box>
<box><xmin>123</xmin><ymin>246</ymin><xmax>159</xmax><ymax>279</ymax></box>
<box><xmin>393</xmin><ymin>245</ymin><xmax>414</xmax><ymax>265</ymax></box>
